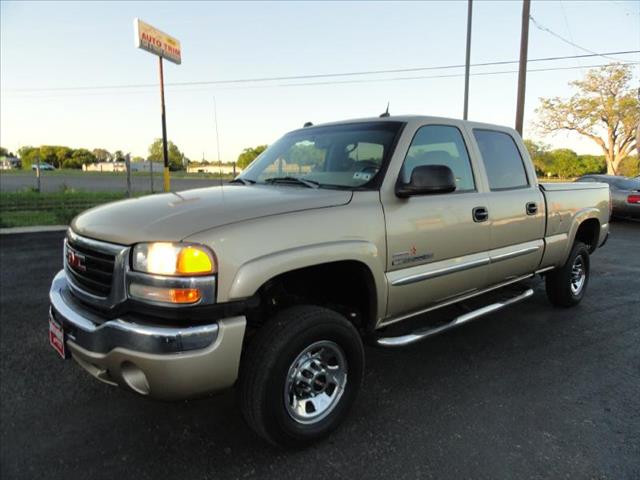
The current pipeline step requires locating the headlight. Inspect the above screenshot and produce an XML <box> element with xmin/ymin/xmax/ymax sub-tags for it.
<box><xmin>132</xmin><ymin>242</ymin><xmax>216</xmax><ymax>276</ymax></box>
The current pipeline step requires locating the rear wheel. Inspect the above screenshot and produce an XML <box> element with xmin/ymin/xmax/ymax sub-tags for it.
<box><xmin>239</xmin><ymin>305</ymin><xmax>364</xmax><ymax>447</ymax></box>
<box><xmin>546</xmin><ymin>241</ymin><xmax>590</xmax><ymax>307</ymax></box>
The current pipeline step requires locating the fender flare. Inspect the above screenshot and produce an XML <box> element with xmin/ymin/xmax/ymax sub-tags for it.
<box><xmin>560</xmin><ymin>207</ymin><xmax>601</xmax><ymax>264</ymax></box>
<box><xmin>228</xmin><ymin>240</ymin><xmax>387</xmax><ymax>325</ymax></box>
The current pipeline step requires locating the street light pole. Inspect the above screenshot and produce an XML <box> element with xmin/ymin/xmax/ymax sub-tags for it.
<box><xmin>515</xmin><ymin>0</ymin><xmax>531</xmax><ymax>136</ymax></box>
<box><xmin>463</xmin><ymin>0</ymin><xmax>473</xmax><ymax>120</ymax></box>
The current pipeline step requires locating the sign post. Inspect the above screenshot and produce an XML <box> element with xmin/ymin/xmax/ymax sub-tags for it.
<box><xmin>134</xmin><ymin>18</ymin><xmax>181</xmax><ymax>192</ymax></box>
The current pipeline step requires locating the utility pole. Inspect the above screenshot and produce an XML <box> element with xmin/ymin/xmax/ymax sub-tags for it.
<box><xmin>463</xmin><ymin>0</ymin><xmax>473</xmax><ymax>120</ymax></box>
<box><xmin>515</xmin><ymin>0</ymin><xmax>531</xmax><ymax>136</ymax></box>
<box><xmin>213</xmin><ymin>96</ymin><xmax>222</xmax><ymax>185</ymax></box>
<box><xmin>159</xmin><ymin>57</ymin><xmax>170</xmax><ymax>192</ymax></box>
<box><xmin>125</xmin><ymin>153</ymin><xmax>132</xmax><ymax>198</ymax></box>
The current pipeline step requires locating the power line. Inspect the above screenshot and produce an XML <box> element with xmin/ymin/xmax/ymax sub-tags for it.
<box><xmin>529</xmin><ymin>16</ymin><xmax>633</xmax><ymax>62</ymax></box>
<box><xmin>3</xmin><ymin>50</ymin><xmax>638</xmax><ymax>94</ymax></box>
<box><xmin>6</xmin><ymin>62</ymin><xmax>637</xmax><ymax>99</ymax></box>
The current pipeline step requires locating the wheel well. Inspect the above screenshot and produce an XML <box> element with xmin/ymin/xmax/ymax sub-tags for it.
<box><xmin>251</xmin><ymin>261</ymin><xmax>377</xmax><ymax>333</ymax></box>
<box><xmin>575</xmin><ymin>218</ymin><xmax>600</xmax><ymax>253</ymax></box>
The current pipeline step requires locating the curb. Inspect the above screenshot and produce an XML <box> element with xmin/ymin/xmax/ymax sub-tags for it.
<box><xmin>0</xmin><ymin>225</ymin><xmax>68</xmax><ymax>235</ymax></box>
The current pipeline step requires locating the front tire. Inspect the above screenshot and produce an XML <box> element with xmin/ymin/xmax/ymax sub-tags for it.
<box><xmin>239</xmin><ymin>305</ymin><xmax>364</xmax><ymax>447</ymax></box>
<box><xmin>546</xmin><ymin>241</ymin><xmax>590</xmax><ymax>307</ymax></box>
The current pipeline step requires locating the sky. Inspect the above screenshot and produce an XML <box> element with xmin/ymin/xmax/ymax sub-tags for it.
<box><xmin>1</xmin><ymin>0</ymin><xmax>638</xmax><ymax>162</ymax></box>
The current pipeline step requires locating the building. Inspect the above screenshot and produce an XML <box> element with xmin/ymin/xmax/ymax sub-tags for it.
<box><xmin>0</xmin><ymin>156</ymin><xmax>21</xmax><ymax>170</ymax></box>
<box><xmin>186</xmin><ymin>163</ymin><xmax>242</xmax><ymax>175</ymax></box>
<box><xmin>83</xmin><ymin>162</ymin><xmax>126</xmax><ymax>172</ymax></box>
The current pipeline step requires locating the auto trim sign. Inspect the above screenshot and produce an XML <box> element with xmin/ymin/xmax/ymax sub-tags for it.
<box><xmin>134</xmin><ymin>18</ymin><xmax>181</xmax><ymax>65</ymax></box>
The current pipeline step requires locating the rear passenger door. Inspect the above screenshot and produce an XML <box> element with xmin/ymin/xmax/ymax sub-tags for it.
<box><xmin>470</xmin><ymin>129</ymin><xmax>545</xmax><ymax>286</ymax></box>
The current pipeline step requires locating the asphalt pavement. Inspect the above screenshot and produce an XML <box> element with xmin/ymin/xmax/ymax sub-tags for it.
<box><xmin>1</xmin><ymin>222</ymin><xmax>639</xmax><ymax>479</ymax></box>
<box><xmin>0</xmin><ymin>171</ymin><xmax>224</xmax><ymax>193</ymax></box>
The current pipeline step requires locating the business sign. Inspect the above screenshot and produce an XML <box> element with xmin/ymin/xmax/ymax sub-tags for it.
<box><xmin>134</xmin><ymin>18</ymin><xmax>181</xmax><ymax>65</ymax></box>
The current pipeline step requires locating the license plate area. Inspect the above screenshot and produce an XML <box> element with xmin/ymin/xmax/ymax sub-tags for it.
<box><xmin>49</xmin><ymin>313</ymin><xmax>69</xmax><ymax>359</ymax></box>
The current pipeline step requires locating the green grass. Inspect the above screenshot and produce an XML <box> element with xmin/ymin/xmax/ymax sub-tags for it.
<box><xmin>1</xmin><ymin>168</ymin><xmax>234</xmax><ymax>180</ymax></box>
<box><xmin>0</xmin><ymin>190</ymin><xmax>131</xmax><ymax>228</ymax></box>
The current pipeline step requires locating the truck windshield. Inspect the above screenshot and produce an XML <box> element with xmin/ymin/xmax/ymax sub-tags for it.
<box><xmin>238</xmin><ymin>122</ymin><xmax>403</xmax><ymax>189</ymax></box>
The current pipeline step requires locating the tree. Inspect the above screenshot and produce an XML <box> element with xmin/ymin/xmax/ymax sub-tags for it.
<box><xmin>63</xmin><ymin>148</ymin><xmax>96</xmax><ymax>169</ymax></box>
<box><xmin>0</xmin><ymin>147</ymin><xmax>9</xmax><ymax>157</ymax></box>
<box><xmin>92</xmin><ymin>148</ymin><xmax>113</xmax><ymax>162</ymax></box>
<box><xmin>17</xmin><ymin>146</ymin><xmax>38</xmax><ymax>169</ymax></box>
<box><xmin>113</xmin><ymin>150</ymin><xmax>126</xmax><ymax>162</ymax></box>
<box><xmin>237</xmin><ymin>145</ymin><xmax>268</xmax><ymax>169</ymax></box>
<box><xmin>147</xmin><ymin>139</ymin><xmax>187</xmax><ymax>171</ymax></box>
<box><xmin>536</xmin><ymin>64</ymin><xmax>638</xmax><ymax>175</ymax></box>
<box><xmin>524</xmin><ymin>139</ymin><xmax>551</xmax><ymax>176</ymax></box>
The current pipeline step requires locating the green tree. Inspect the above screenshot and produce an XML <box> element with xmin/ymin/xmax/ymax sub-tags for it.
<box><xmin>38</xmin><ymin>145</ymin><xmax>59</xmax><ymax>167</ymax></box>
<box><xmin>113</xmin><ymin>150</ymin><xmax>126</xmax><ymax>162</ymax></box>
<box><xmin>17</xmin><ymin>146</ymin><xmax>38</xmax><ymax>169</ymax></box>
<box><xmin>54</xmin><ymin>146</ymin><xmax>73</xmax><ymax>167</ymax></box>
<box><xmin>147</xmin><ymin>139</ymin><xmax>187</xmax><ymax>171</ymax></box>
<box><xmin>0</xmin><ymin>147</ymin><xmax>9</xmax><ymax>157</ymax></box>
<box><xmin>536</xmin><ymin>64</ymin><xmax>638</xmax><ymax>175</ymax></box>
<box><xmin>92</xmin><ymin>148</ymin><xmax>112</xmax><ymax>162</ymax></box>
<box><xmin>63</xmin><ymin>148</ymin><xmax>96</xmax><ymax>169</ymax></box>
<box><xmin>524</xmin><ymin>139</ymin><xmax>552</xmax><ymax>176</ymax></box>
<box><xmin>237</xmin><ymin>145</ymin><xmax>268</xmax><ymax>169</ymax></box>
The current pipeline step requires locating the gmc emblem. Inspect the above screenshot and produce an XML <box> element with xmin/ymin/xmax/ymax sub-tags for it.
<box><xmin>67</xmin><ymin>248</ymin><xmax>86</xmax><ymax>272</ymax></box>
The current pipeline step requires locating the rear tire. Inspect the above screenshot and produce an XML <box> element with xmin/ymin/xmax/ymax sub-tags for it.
<box><xmin>239</xmin><ymin>305</ymin><xmax>364</xmax><ymax>447</ymax></box>
<box><xmin>546</xmin><ymin>241</ymin><xmax>590</xmax><ymax>307</ymax></box>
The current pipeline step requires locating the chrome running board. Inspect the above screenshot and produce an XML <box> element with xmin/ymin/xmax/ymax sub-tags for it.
<box><xmin>376</xmin><ymin>288</ymin><xmax>534</xmax><ymax>347</ymax></box>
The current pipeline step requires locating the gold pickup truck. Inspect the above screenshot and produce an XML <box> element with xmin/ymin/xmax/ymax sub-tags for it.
<box><xmin>49</xmin><ymin>115</ymin><xmax>610</xmax><ymax>446</ymax></box>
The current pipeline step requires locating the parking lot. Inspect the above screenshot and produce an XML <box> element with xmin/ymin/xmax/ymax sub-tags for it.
<box><xmin>0</xmin><ymin>221</ymin><xmax>638</xmax><ymax>479</ymax></box>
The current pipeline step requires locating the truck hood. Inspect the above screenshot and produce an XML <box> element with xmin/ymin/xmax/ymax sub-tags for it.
<box><xmin>71</xmin><ymin>185</ymin><xmax>352</xmax><ymax>245</ymax></box>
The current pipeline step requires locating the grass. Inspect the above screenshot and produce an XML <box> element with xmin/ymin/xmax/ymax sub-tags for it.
<box><xmin>1</xmin><ymin>168</ymin><xmax>235</xmax><ymax>180</ymax></box>
<box><xmin>0</xmin><ymin>190</ymin><xmax>131</xmax><ymax>228</ymax></box>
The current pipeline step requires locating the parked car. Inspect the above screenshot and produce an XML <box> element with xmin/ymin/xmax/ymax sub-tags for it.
<box><xmin>576</xmin><ymin>174</ymin><xmax>640</xmax><ymax>219</ymax></box>
<box><xmin>31</xmin><ymin>162</ymin><xmax>55</xmax><ymax>171</ymax></box>
<box><xmin>49</xmin><ymin>115</ymin><xmax>610</xmax><ymax>447</ymax></box>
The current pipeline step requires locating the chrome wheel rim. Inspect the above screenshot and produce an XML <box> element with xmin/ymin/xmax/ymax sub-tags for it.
<box><xmin>570</xmin><ymin>255</ymin><xmax>586</xmax><ymax>295</ymax></box>
<box><xmin>284</xmin><ymin>340</ymin><xmax>347</xmax><ymax>425</ymax></box>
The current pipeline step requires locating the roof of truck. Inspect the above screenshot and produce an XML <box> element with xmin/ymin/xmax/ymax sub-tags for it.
<box><xmin>292</xmin><ymin>115</ymin><xmax>519</xmax><ymax>136</ymax></box>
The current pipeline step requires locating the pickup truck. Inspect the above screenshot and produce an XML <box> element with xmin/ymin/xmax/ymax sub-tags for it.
<box><xmin>49</xmin><ymin>115</ymin><xmax>610</xmax><ymax>447</ymax></box>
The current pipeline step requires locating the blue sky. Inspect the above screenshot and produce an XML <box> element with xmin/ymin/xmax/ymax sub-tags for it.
<box><xmin>1</xmin><ymin>1</ymin><xmax>638</xmax><ymax>162</ymax></box>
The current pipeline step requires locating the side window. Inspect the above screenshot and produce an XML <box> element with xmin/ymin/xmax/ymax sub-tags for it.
<box><xmin>473</xmin><ymin>129</ymin><xmax>529</xmax><ymax>190</ymax></box>
<box><xmin>402</xmin><ymin>125</ymin><xmax>475</xmax><ymax>192</ymax></box>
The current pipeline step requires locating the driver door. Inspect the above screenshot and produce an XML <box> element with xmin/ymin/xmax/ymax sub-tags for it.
<box><xmin>381</xmin><ymin>123</ymin><xmax>492</xmax><ymax>320</ymax></box>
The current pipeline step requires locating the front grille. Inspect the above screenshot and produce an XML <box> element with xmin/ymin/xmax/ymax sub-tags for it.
<box><xmin>66</xmin><ymin>238</ymin><xmax>116</xmax><ymax>297</ymax></box>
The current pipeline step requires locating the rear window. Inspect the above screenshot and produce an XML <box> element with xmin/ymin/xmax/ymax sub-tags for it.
<box><xmin>613</xmin><ymin>178</ymin><xmax>640</xmax><ymax>190</ymax></box>
<box><xmin>473</xmin><ymin>129</ymin><xmax>529</xmax><ymax>191</ymax></box>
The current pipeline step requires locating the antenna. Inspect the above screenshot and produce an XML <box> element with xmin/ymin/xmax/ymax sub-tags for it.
<box><xmin>379</xmin><ymin>102</ymin><xmax>390</xmax><ymax>118</ymax></box>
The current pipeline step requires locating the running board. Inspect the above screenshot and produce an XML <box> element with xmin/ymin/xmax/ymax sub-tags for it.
<box><xmin>376</xmin><ymin>288</ymin><xmax>535</xmax><ymax>347</ymax></box>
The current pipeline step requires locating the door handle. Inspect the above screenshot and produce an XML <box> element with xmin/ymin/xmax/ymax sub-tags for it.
<box><xmin>472</xmin><ymin>206</ymin><xmax>489</xmax><ymax>222</ymax></box>
<box><xmin>526</xmin><ymin>202</ymin><xmax>538</xmax><ymax>215</ymax></box>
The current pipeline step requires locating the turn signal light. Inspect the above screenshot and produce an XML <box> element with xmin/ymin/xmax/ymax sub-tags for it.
<box><xmin>129</xmin><ymin>283</ymin><xmax>202</xmax><ymax>304</ymax></box>
<box><xmin>177</xmin><ymin>246</ymin><xmax>214</xmax><ymax>275</ymax></box>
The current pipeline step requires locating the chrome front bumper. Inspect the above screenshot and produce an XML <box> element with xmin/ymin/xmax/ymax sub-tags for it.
<box><xmin>49</xmin><ymin>270</ymin><xmax>246</xmax><ymax>400</ymax></box>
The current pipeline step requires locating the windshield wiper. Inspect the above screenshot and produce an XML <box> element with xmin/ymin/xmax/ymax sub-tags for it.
<box><xmin>264</xmin><ymin>177</ymin><xmax>320</xmax><ymax>188</ymax></box>
<box><xmin>229</xmin><ymin>178</ymin><xmax>256</xmax><ymax>185</ymax></box>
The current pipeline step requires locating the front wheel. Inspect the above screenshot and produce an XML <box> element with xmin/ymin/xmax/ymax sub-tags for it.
<box><xmin>546</xmin><ymin>241</ymin><xmax>590</xmax><ymax>307</ymax></box>
<box><xmin>239</xmin><ymin>305</ymin><xmax>364</xmax><ymax>447</ymax></box>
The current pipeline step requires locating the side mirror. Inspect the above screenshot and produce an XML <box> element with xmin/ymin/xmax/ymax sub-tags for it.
<box><xmin>396</xmin><ymin>164</ymin><xmax>457</xmax><ymax>198</ymax></box>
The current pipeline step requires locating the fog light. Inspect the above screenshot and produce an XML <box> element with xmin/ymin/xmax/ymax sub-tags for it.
<box><xmin>129</xmin><ymin>283</ymin><xmax>202</xmax><ymax>304</ymax></box>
